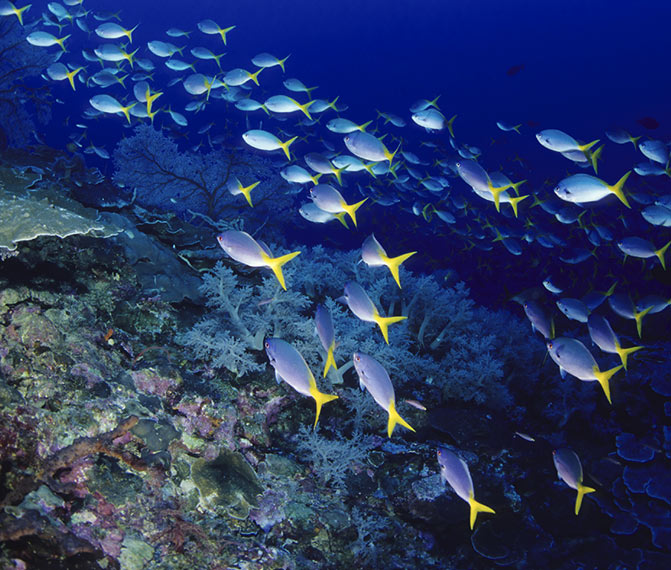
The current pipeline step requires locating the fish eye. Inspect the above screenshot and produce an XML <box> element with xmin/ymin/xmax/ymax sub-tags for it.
<box><xmin>264</xmin><ymin>341</ymin><xmax>270</xmax><ymax>348</ymax></box>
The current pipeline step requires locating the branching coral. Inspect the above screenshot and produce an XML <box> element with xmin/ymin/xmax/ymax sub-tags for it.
<box><xmin>113</xmin><ymin>125</ymin><xmax>294</xmax><ymax>220</ymax></box>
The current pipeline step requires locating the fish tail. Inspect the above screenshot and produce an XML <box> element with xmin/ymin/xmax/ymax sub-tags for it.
<box><xmin>362</xmin><ymin>161</ymin><xmax>377</xmax><ymax>178</ymax></box>
<box><xmin>609</xmin><ymin>171</ymin><xmax>631</xmax><ymax>208</ymax></box>
<box><xmin>488</xmin><ymin>185</ymin><xmax>506</xmax><ymax>212</ymax></box>
<box><xmin>509</xmin><ymin>194</ymin><xmax>529</xmax><ymax>218</ymax></box>
<box><xmin>279</xmin><ymin>136</ymin><xmax>297</xmax><ymax>161</ymax></box>
<box><xmin>359</xmin><ymin>120</ymin><xmax>373</xmax><ymax>132</ymax></box>
<box><xmin>382</xmin><ymin>250</ymin><xmax>417</xmax><ymax>288</ymax></box>
<box><xmin>219</xmin><ymin>25</ymin><xmax>235</xmax><ymax>45</ymax></box>
<box><xmin>263</xmin><ymin>250</ymin><xmax>301</xmax><ymax>290</ymax></box>
<box><xmin>512</xmin><ymin>123</ymin><xmax>522</xmax><ymax>134</ymax></box>
<box><xmin>342</xmin><ymin>198</ymin><xmax>367</xmax><ymax>228</ymax></box>
<box><xmin>447</xmin><ymin>114</ymin><xmax>457</xmax><ymax>138</ymax></box>
<box><xmin>309</xmin><ymin>381</ymin><xmax>338</xmax><ymax>428</ymax></box>
<box><xmin>630</xmin><ymin>135</ymin><xmax>641</xmax><ymax>149</ymax></box>
<box><xmin>593</xmin><ymin>364</ymin><xmax>623</xmax><ymax>404</ymax></box>
<box><xmin>386</xmin><ymin>399</ymin><xmax>415</xmax><ymax>438</ymax></box>
<box><xmin>429</xmin><ymin>94</ymin><xmax>441</xmax><ymax>109</ymax></box>
<box><xmin>121</xmin><ymin>102</ymin><xmax>136</xmax><ymax>124</ymax></box>
<box><xmin>589</xmin><ymin>144</ymin><xmax>604</xmax><ymax>174</ymax></box>
<box><xmin>240</xmin><ymin>183</ymin><xmax>258</xmax><ymax>207</ymax></box>
<box><xmin>332</xmin><ymin>165</ymin><xmax>347</xmax><ymax>185</ymax></box>
<box><xmin>385</xmin><ymin>143</ymin><xmax>401</xmax><ymax>166</ymax></box>
<box><xmin>57</xmin><ymin>34</ymin><xmax>71</xmax><ymax>52</ymax></box>
<box><xmin>333</xmin><ymin>212</ymin><xmax>349</xmax><ymax>228</ymax></box>
<box><xmin>15</xmin><ymin>4</ymin><xmax>31</xmax><ymax>25</ymax></box>
<box><xmin>299</xmin><ymin>100</ymin><xmax>314</xmax><ymax>120</ymax></box>
<box><xmin>574</xmin><ymin>483</ymin><xmax>595</xmax><ymax>515</ymax></box>
<box><xmin>580</xmin><ymin>138</ymin><xmax>601</xmax><ymax>155</ymax></box>
<box><xmin>373</xmin><ymin>313</ymin><xmax>407</xmax><ymax>344</ymax></box>
<box><xmin>654</xmin><ymin>239</ymin><xmax>671</xmax><ymax>270</ymax></box>
<box><xmin>323</xmin><ymin>342</ymin><xmax>337</xmax><ymax>378</ymax></box>
<box><xmin>305</xmin><ymin>85</ymin><xmax>319</xmax><ymax>99</ymax></box>
<box><xmin>468</xmin><ymin>495</ymin><xmax>496</xmax><ymax>529</ymax></box>
<box><xmin>634</xmin><ymin>305</ymin><xmax>653</xmax><ymax>338</ymax></box>
<box><xmin>614</xmin><ymin>343</ymin><xmax>643</xmax><ymax>371</ymax></box>
<box><xmin>278</xmin><ymin>54</ymin><xmax>290</xmax><ymax>73</ymax></box>
<box><xmin>127</xmin><ymin>23</ymin><xmax>140</xmax><ymax>43</ymax></box>
<box><xmin>66</xmin><ymin>68</ymin><xmax>81</xmax><ymax>91</ymax></box>
<box><xmin>250</xmin><ymin>68</ymin><xmax>263</xmax><ymax>86</ymax></box>
<box><xmin>327</xmin><ymin>96</ymin><xmax>339</xmax><ymax>111</ymax></box>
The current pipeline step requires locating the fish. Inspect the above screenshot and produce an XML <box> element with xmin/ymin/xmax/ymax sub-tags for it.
<box><xmin>344</xmin><ymin>131</ymin><xmax>399</xmax><ymax>165</ymax></box>
<box><xmin>216</xmin><ymin>230</ymin><xmax>301</xmax><ymax>290</ymax></box>
<box><xmin>556</xmin><ymin>298</ymin><xmax>590</xmax><ymax>323</ymax></box>
<box><xmin>225</xmin><ymin>67</ymin><xmax>263</xmax><ymax>87</ymax></box>
<box><xmin>264</xmin><ymin>338</ymin><xmax>338</xmax><ymax>428</ymax></box>
<box><xmin>642</xmin><ymin>205</ymin><xmax>671</xmax><ymax>227</ymax></box>
<box><xmin>536</xmin><ymin>129</ymin><xmax>600</xmax><ymax>171</ymax></box>
<box><xmin>411</xmin><ymin>109</ymin><xmax>456</xmax><ymax>135</ymax></box>
<box><xmin>552</xmin><ymin>448</ymin><xmax>595</xmax><ymax>515</ymax></box>
<box><xmin>95</xmin><ymin>22</ymin><xmax>139</xmax><ymax>42</ymax></box>
<box><xmin>315</xmin><ymin>305</ymin><xmax>337</xmax><ymax>377</ymax></box>
<box><xmin>617</xmin><ymin>237</ymin><xmax>671</xmax><ymax>270</ymax></box>
<box><xmin>298</xmin><ymin>203</ymin><xmax>348</xmax><ymax>227</ymax></box>
<box><xmin>608</xmin><ymin>294</ymin><xmax>653</xmax><ymax>338</ymax></box>
<box><xmin>26</xmin><ymin>30</ymin><xmax>70</xmax><ymax>51</ymax></box>
<box><xmin>409</xmin><ymin>96</ymin><xmax>440</xmax><ymax>113</ymax></box>
<box><xmin>89</xmin><ymin>94</ymin><xmax>136</xmax><ymax>123</ymax></box>
<box><xmin>352</xmin><ymin>352</ymin><xmax>415</xmax><ymax>437</ymax></box>
<box><xmin>639</xmin><ymin>140</ymin><xmax>669</xmax><ymax>164</ymax></box>
<box><xmin>46</xmin><ymin>63</ymin><xmax>83</xmax><ymax>90</ymax></box>
<box><xmin>326</xmin><ymin>118</ymin><xmax>372</xmax><ymax>134</ymax></box>
<box><xmin>309</xmin><ymin>184</ymin><xmax>367</xmax><ymax>228</ymax></box>
<box><xmin>265</xmin><ymin>95</ymin><xmax>313</xmax><ymax>119</ymax></box>
<box><xmin>456</xmin><ymin>159</ymin><xmax>526</xmax><ymax>214</ymax></box>
<box><xmin>197</xmin><ymin>19</ymin><xmax>235</xmax><ymax>44</ymax></box>
<box><xmin>436</xmin><ymin>447</ymin><xmax>496</xmax><ymax>529</ymax></box>
<box><xmin>227</xmin><ymin>177</ymin><xmax>260</xmax><ymax>207</ymax></box>
<box><xmin>147</xmin><ymin>40</ymin><xmax>183</xmax><ymax>58</ymax></box>
<box><xmin>340</xmin><ymin>282</ymin><xmax>406</xmax><ymax>344</ymax></box>
<box><xmin>553</xmin><ymin>172</ymin><xmax>631</xmax><ymax>208</ymax></box>
<box><xmin>281</xmin><ymin>165</ymin><xmax>321</xmax><ymax>185</ymax></box>
<box><xmin>283</xmin><ymin>78</ymin><xmax>317</xmax><ymax>97</ymax></box>
<box><xmin>587</xmin><ymin>314</ymin><xmax>642</xmax><ymax>370</ymax></box>
<box><xmin>304</xmin><ymin>153</ymin><xmax>347</xmax><ymax>185</ymax></box>
<box><xmin>496</xmin><ymin>121</ymin><xmax>522</xmax><ymax>134</ymax></box>
<box><xmin>523</xmin><ymin>299</ymin><xmax>555</xmax><ymax>339</ymax></box>
<box><xmin>252</xmin><ymin>52</ymin><xmax>290</xmax><ymax>72</ymax></box>
<box><xmin>546</xmin><ymin>337</ymin><xmax>623</xmax><ymax>403</ymax></box>
<box><xmin>242</xmin><ymin>129</ymin><xmax>297</xmax><ymax>161</ymax></box>
<box><xmin>95</xmin><ymin>43</ymin><xmax>139</xmax><ymax>66</ymax></box>
<box><xmin>361</xmin><ymin>234</ymin><xmax>416</xmax><ymax>288</ymax></box>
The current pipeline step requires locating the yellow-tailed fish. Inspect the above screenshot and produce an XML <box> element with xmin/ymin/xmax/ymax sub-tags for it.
<box><xmin>264</xmin><ymin>338</ymin><xmax>337</xmax><ymax>428</ymax></box>
<box><xmin>315</xmin><ymin>305</ymin><xmax>337</xmax><ymax>377</ymax></box>
<box><xmin>361</xmin><ymin>234</ymin><xmax>416</xmax><ymax>288</ymax></box>
<box><xmin>587</xmin><ymin>314</ymin><xmax>642</xmax><ymax>370</ymax></box>
<box><xmin>227</xmin><ymin>177</ymin><xmax>260</xmax><ymax>207</ymax></box>
<box><xmin>242</xmin><ymin>129</ymin><xmax>297</xmax><ymax>161</ymax></box>
<box><xmin>340</xmin><ymin>281</ymin><xmax>406</xmax><ymax>344</ymax></box>
<box><xmin>437</xmin><ymin>447</ymin><xmax>496</xmax><ymax>529</ymax></box>
<box><xmin>552</xmin><ymin>448</ymin><xmax>595</xmax><ymax>515</ymax></box>
<box><xmin>352</xmin><ymin>352</ymin><xmax>414</xmax><ymax>437</ymax></box>
<box><xmin>216</xmin><ymin>230</ymin><xmax>300</xmax><ymax>290</ymax></box>
<box><xmin>309</xmin><ymin>184</ymin><xmax>366</xmax><ymax>228</ymax></box>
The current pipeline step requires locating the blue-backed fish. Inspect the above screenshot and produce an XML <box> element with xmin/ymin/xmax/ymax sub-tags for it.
<box><xmin>587</xmin><ymin>314</ymin><xmax>642</xmax><ymax>370</ymax></box>
<box><xmin>361</xmin><ymin>234</ymin><xmax>416</xmax><ymax>288</ymax></box>
<box><xmin>264</xmin><ymin>338</ymin><xmax>338</xmax><ymax>428</ymax></box>
<box><xmin>436</xmin><ymin>447</ymin><xmax>496</xmax><ymax>529</ymax></box>
<box><xmin>547</xmin><ymin>337</ymin><xmax>622</xmax><ymax>403</ymax></box>
<box><xmin>340</xmin><ymin>282</ymin><xmax>406</xmax><ymax>344</ymax></box>
<box><xmin>352</xmin><ymin>352</ymin><xmax>414</xmax><ymax>437</ymax></box>
<box><xmin>552</xmin><ymin>448</ymin><xmax>595</xmax><ymax>515</ymax></box>
<box><xmin>309</xmin><ymin>184</ymin><xmax>366</xmax><ymax>228</ymax></box>
<box><xmin>216</xmin><ymin>230</ymin><xmax>300</xmax><ymax>290</ymax></box>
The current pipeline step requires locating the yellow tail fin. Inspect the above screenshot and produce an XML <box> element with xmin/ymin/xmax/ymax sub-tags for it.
<box><xmin>447</xmin><ymin>114</ymin><xmax>457</xmax><ymax>138</ymax></box>
<box><xmin>279</xmin><ymin>136</ymin><xmax>297</xmax><ymax>161</ymax></box>
<box><xmin>590</xmin><ymin>144</ymin><xmax>604</xmax><ymax>174</ymax></box>
<box><xmin>508</xmin><ymin>194</ymin><xmax>529</xmax><ymax>218</ymax></box>
<box><xmin>262</xmin><ymin>250</ymin><xmax>301</xmax><ymax>290</ymax></box>
<box><xmin>614</xmin><ymin>343</ymin><xmax>643</xmax><ymax>371</ymax></box>
<box><xmin>15</xmin><ymin>4</ymin><xmax>31</xmax><ymax>25</ymax></box>
<box><xmin>608</xmin><ymin>171</ymin><xmax>631</xmax><ymax>208</ymax></box>
<box><xmin>593</xmin><ymin>364</ymin><xmax>623</xmax><ymax>404</ymax></box>
<box><xmin>382</xmin><ymin>251</ymin><xmax>417</xmax><ymax>288</ymax></box>
<box><xmin>655</xmin><ymin>239</ymin><xmax>671</xmax><ymax>270</ymax></box>
<box><xmin>634</xmin><ymin>305</ymin><xmax>654</xmax><ymax>338</ymax></box>
<box><xmin>575</xmin><ymin>483</ymin><xmax>595</xmax><ymax>515</ymax></box>
<box><xmin>373</xmin><ymin>313</ymin><xmax>407</xmax><ymax>344</ymax></box>
<box><xmin>322</xmin><ymin>342</ymin><xmax>337</xmax><ymax>378</ymax></box>
<box><xmin>331</xmin><ymin>165</ymin><xmax>348</xmax><ymax>186</ymax></box>
<box><xmin>468</xmin><ymin>495</ymin><xmax>496</xmax><ymax>529</ymax></box>
<box><xmin>386</xmin><ymin>399</ymin><xmax>415</xmax><ymax>438</ymax></box>
<box><xmin>239</xmin><ymin>181</ymin><xmax>260</xmax><ymax>207</ymax></box>
<box><xmin>333</xmin><ymin>212</ymin><xmax>349</xmax><ymax>229</ymax></box>
<box><xmin>341</xmin><ymin>198</ymin><xmax>367</xmax><ymax>228</ymax></box>
<box><xmin>309</xmin><ymin>381</ymin><xmax>338</xmax><ymax>428</ymax></box>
